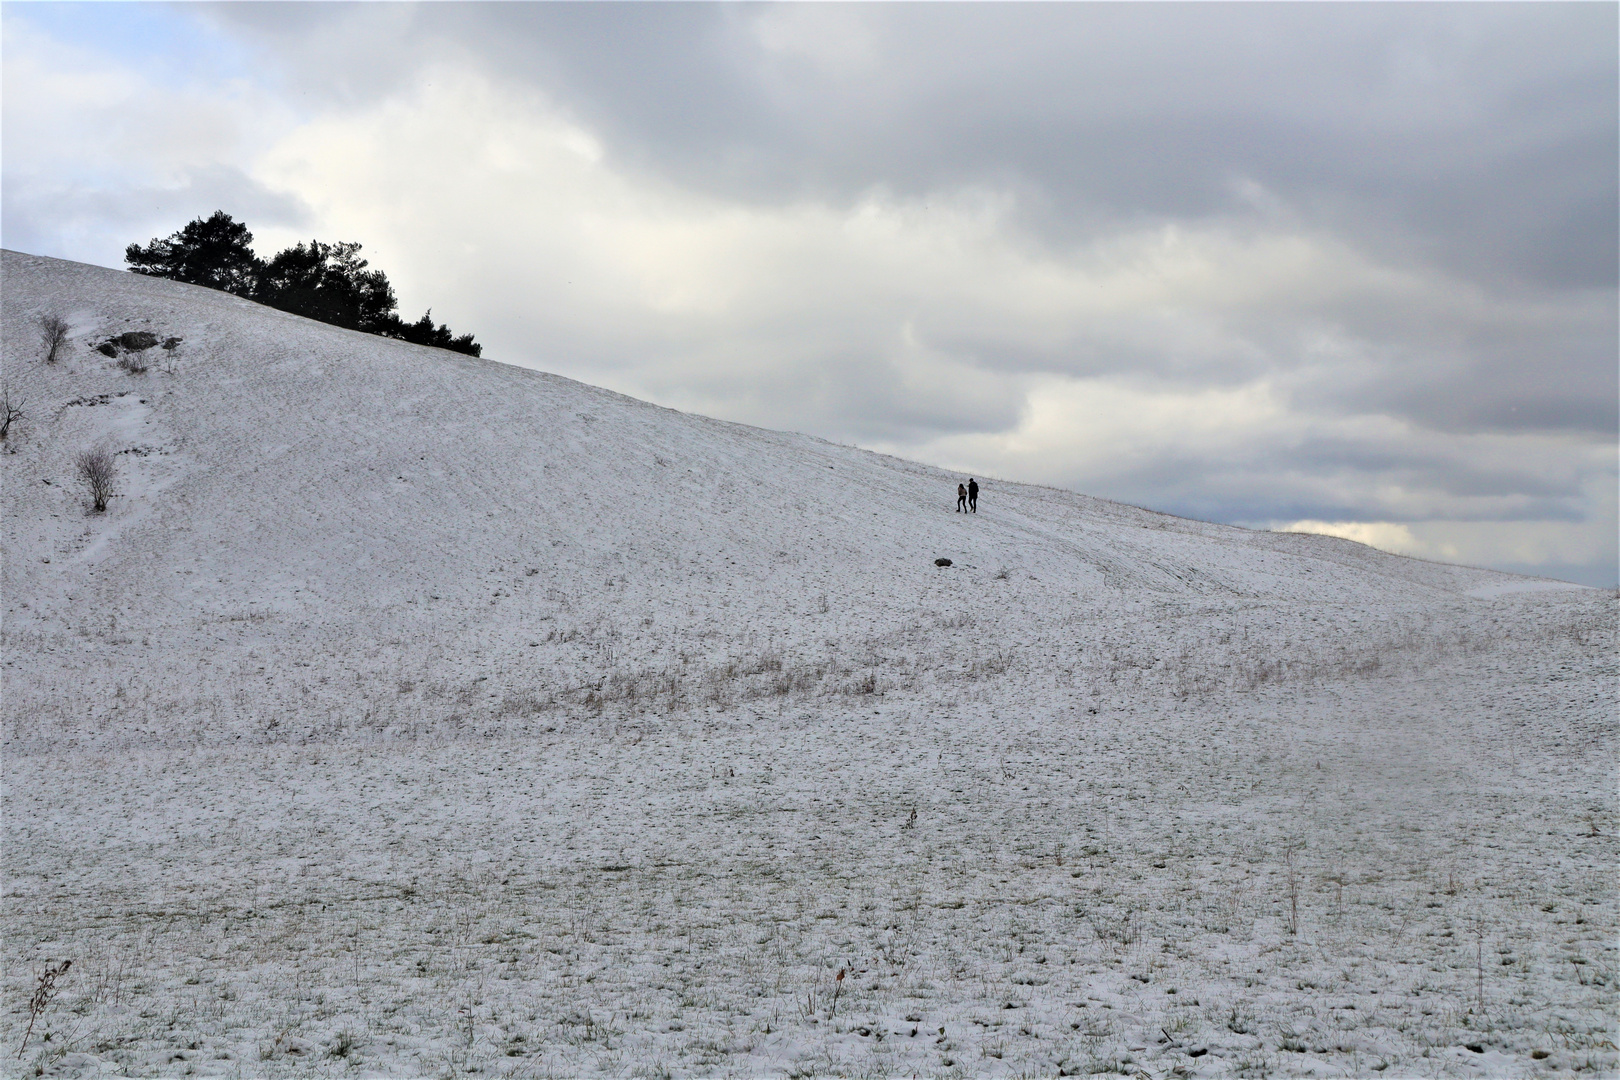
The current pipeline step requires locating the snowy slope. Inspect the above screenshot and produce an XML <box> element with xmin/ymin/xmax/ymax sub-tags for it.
<box><xmin>3</xmin><ymin>251</ymin><xmax>1614</xmax><ymax>1078</ymax></box>
<box><xmin>0</xmin><ymin>251</ymin><xmax>1540</xmax><ymax>749</ymax></box>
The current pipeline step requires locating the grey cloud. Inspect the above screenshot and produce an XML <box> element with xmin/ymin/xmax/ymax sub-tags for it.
<box><xmin>909</xmin><ymin>290</ymin><xmax>1615</xmax><ymax>440</ymax></box>
<box><xmin>1082</xmin><ymin>462</ymin><xmax>1587</xmax><ymax>531</ymax></box>
<box><xmin>1278</xmin><ymin>443</ymin><xmax>1583</xmax><ymax>503</ymax></box>
<box><xmin>791</xmin><ymin>357</ymin><xmax>1026</xmax><ymax>446</ymax></box>
<box><xmin>932</xmin><ymin>321</ymin><xmax>1280</xmax><ymax>388</ymax></box>
<box><xmin>488</xmin><ymin>6</ymin><xmax>1617</xmax><ymax>293</ymax></box>
<box><xmin>548</xmin><ymin>341</ymin><xmax>1028</xmax><ymax>448</ymax></box>
<box><xmin>1279</xmin><ymin>307</ymin><xmax>1618</xmax><ymax>437</ymax></box>
<box><xmin>203</xmin><ymin>4</ymin><xmax>1617</xmax><ymax>288</ymax></box>
<box><xmin>1038</xmin><ymin>414</ymin><xmax>1598</xmax><ymax>530</ymax></box>
<box><xmin>193</xmin><ymin>4</ymin><xmax>1617</xmax><ymax>447</ymax></box>
<box><xmin>431</xmin><ymin>3</ymin><xmax>1612</xmax><ymax>447</ymax></box>
<box><xmin>193</xmin><ymin>3</ymin><xmax>433</xmax><ymax>108</ymax></box>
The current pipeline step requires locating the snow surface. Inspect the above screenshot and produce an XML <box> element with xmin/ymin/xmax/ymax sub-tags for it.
<box><xmin>1465</xmin><ymin>580</ymin><xmax>1591</xmax><ymax>601</ymax></box>
<box><xmin>3</xmin><ymin>250</ymin><xmax>1615</xmax><ymax>1077</ymax></box>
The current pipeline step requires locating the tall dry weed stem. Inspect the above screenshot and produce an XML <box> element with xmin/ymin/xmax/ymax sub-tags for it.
<box><xmin>1285</xmin><ymin>844</ymin><xmax>1302</xmax><ymax>936</ymax></box>
<box><xmin>16</xmin><ymin>959</ymin><xmax>71</xmax><ymax>1059</ymax></box>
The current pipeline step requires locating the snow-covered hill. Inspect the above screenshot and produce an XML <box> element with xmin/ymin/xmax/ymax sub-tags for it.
<box><xmin>4</xmin><ymin>251</ymin><xmax>1614</xmax><ymax>1077</ymax></box>
<box><xmin>0</xmin><ymin>251</ymin><xmax>1553</xmax><ymax>748</ymax></box>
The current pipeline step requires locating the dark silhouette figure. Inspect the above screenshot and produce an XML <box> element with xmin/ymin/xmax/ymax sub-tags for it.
<box><xmin>968</xmin><ymin>478</ymin><xmax>979</xmax><ymax>513</ymax></box>
<box><xmin>956</xmin><ymin>483</ymin><xmax>968</xmax><ymax>512</ymax></box>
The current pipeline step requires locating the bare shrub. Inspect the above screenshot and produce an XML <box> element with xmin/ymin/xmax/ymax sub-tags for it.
<box><xmin>0</xmin><ymin>387</ymin><xmax>23</xmax><ymax>440</ymax></box>
<box><xmin>118</xmin><ymin>351</ymin><xmax>150</xmax><ymax>374</ymax></box>
<box><xmin>40</xmin><ymin>315</ymin><xmax>69</xmax><ymax>363</ymax></box>
<box><xmin>76</xmin><ymin>446</ymin><xmax>116</xmax><ymax>512</ymax></box>
<box><xmin>15</xmin><ymin>959</ymin><xmax>71</xmax><ymax>1058</ymax></box>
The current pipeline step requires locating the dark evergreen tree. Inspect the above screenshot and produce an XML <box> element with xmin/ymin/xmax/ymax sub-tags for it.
<box><xmin>382</xmin><ymin>310</ymin><xmax>483</xmax><ymax>356</ymax></box>
<box><xmin>126</xmin><ymin>214</ymin><xmax>482</xmax><ymax>355</ymax></box>
<box><xmin>124</xmin><ymin>211</ymin><xmax>263</xmax><ymax>296</ymax></box>
<box><xmin>253</xmin><ymin>241</ymin><xmax>399</xmax><ymax>334</ymax></box>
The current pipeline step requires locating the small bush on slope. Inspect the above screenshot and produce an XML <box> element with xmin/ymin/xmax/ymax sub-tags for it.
<box><xmin>39</xmin><ymin>315</ymin><xmax>69</xmax><ymax>363</ymax></box>
<box><xmin>0</xmin><ymin>387</ymin><xmax>23</xmax><ymax>440</ymax></box>
<box><xmin>75</xmin><ymin>446</ymin><xmax>115</xmax><ymax>512</ymax></box>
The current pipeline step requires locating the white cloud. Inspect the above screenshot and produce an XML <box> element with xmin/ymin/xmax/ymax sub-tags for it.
<box><xmin>1280</xmin><ymin>520</ymin><xmax>1429</xmax><ymax>556</ymax></box>
<box><xmin>1280</xmin><ymin>470</ymin><xmax>1616</xmax><ymax>579</ymax></box>
<box><xmin>1</xmin><ymin>12</ymin><xmax>302</xmax><ymax>265</ymax></box>
<box><xmin>247</xmin><ymin>69</ymin><xmax>1494</xmax><ymax>421</ymax></box>
<box><xmin>889</xmin><ymin>375</ymin><xmax>1289</xmax><ymax>481</ymax></box>
<box><xmin>749</xmin><ymin>5</ymin><xmax>879</xmax><ymax>75</ymax></box>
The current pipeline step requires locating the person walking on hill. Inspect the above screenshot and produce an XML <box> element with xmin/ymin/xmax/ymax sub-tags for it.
<box><xmin>957</xmin><ymin>483</ymin><xmax>968</xmax><ymax>512</ymax></box>
<box><xmin>968</xmin><ymin>478</ymin><xmax>979</xmax><ymax>513</ymax></box>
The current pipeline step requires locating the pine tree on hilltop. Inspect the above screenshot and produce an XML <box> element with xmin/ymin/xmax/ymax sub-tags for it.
<box><xmin>254</xmin><ymin>240</ymin><xmax>399</xmax><ymax>335</ymax></box>
<box><xmin>384</xmin><ymin>310</ymin><xmax>482</xmax><ymax>356</ymax></box>
<box><xmin>125</xmin><ymin>212</ymin><xmax>482</xmax><ymax>356</ymax></box>
<box><xmin>125</xmin><ymin>211</ymin><xmax>264</xmax><ymax>297</ymax></box>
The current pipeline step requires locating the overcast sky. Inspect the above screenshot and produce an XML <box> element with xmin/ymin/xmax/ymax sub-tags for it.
<box><xmin>4</xmin><ymin>2</ymin><xmax>1615</xmax><ymax>586</ymax></box>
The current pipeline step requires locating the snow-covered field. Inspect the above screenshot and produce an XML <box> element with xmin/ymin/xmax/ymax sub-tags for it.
<box><xmin>4</xmin><ymin>251</ymin><xmax>1615</xmax><ymax>1077</ymax></box>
